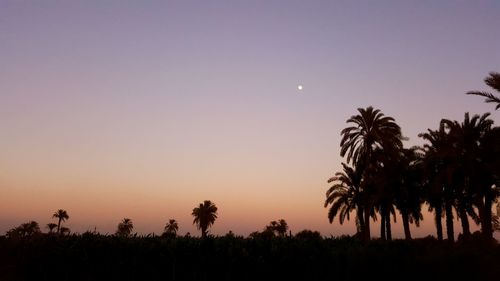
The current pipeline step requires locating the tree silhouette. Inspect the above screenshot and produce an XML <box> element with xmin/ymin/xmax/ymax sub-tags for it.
<box><xmin>163</xmin><ymin>219</ymin><xmax>179</xmax><ymax>237</ymax></box>
<box><xmin>60</xmin><ymin>227</ymin><xmax>71</xmax><ymax>236</ymax></box>
<box><xmin>393</xmin><ymin>148</ymin><xmax>424</xmax><ymax>240</ymax></box>
<box><xmin>46</xmin><ymin>223</ymin><xmax>58</xmax><ymax>234</ymax></box>
<box><xmin>340</xmin><ymin>106</ymin><xmax>404</xmax><ymax>241</ymax></box>
<box><xmin>192</xmin><ymin>200</ymin><xmax>218</xmax><ymax>238</ymax></box>
<box><xmin>115</xmin><ymin>218</ymin><xmax>134</xmax><ymax>237</ymax></box>
<box><xmin>467</xmin><ymin>72</ymin><xmax>500</xmax><ymax>110</ymax></box>
<box><xmin>52</xmin><ymin>209</ymin><xmax>69</xmax><ymax>235</ymax></box>
<box><xmin>420</xmin><ymin>113</ymin><xmax>499</xmax><ymax>241</ymax></box>
<box><xmin>6</xmin><ymin>221</ymin><xmax>41</xmax><ymax>238</ymax></box>
<box><xmin>325</xmin><ymin>163</ymin><xmax>365</xmax><ymax>236</ymax></box>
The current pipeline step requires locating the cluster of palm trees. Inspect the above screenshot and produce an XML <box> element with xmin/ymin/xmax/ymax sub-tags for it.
<box><xmin>325</xmin><ymin>72</ymin><xmax>500</xmax><ymax>242</ymax></box>
<box><xmin>5</xmin><ymin>200</ymin><xmax>219</xmax><ymax>239</ymax></box>
<box><xmin>112</xmin><ymin>200</ymin><xmax>218</xmax><ymax>238</ymax></box>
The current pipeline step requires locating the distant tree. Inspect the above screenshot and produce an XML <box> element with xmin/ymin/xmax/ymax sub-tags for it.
<box><xmin>295</xmin><ymin>229</ymin><xmax>322</xmax><ymax>240</ymax></box>
<box><xmin>60</xmin><ymin>227</ymin><xmax>71</xmax><ymax>236</ymax></box>
<box><xmin>192</xmin><ymin>200</ymin><xmax>218</xmax><ymax>238</ymax></box>
<box><xmin>115</xmin><ymin>218</ymin><xmax>134</xmax><ymax>237</ymax></box>
<box><xmin>46</xmin><ymin>223</ymin><xmax>58</xmax><ymax>234</ymax></box>
<box><xmin>275</xmin><ymin>219</ymin><xmax>288</xmax><ymax>237</ymax></box>
<box><xmin>467</xmin><ymin>72</ymin><xmax>500</xmax><ymax>110</ymax></box>
<box><xmin>264</xmin><ymin>219</ymin><xmax>289</xmax><ymax>237</ymax></box>
<box><xmin>52</xmin><ymin>209</ymin><xmax>69</xmax><ymax>235</ymax></box>
<box><xmin>6</xmin><ymin>221</ymin><xmax>41</xmax><ymax>238</ymax></box>
<box><xmin>163</xmin><ymin>219</ymin><xmax>179</xmax><ymax>237</ymax></box>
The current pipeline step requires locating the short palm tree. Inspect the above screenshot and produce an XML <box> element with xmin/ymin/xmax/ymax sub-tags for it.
<box><xmin>52</xmin><ymin>209</ymin><xmax>69</xmax><ymax>235</ymax></box>
<box><xmin>325</xmin><ymin>163</ymin><xmax>364</xmax><ymax>235</ymax></box>
<box><xmin>60</xmin><ymin>227</ymin><xmax>71</xmax><ymax>236</ymax></box>
<box><xmin>46</xmin><ymin>223</ymin><xmax>58</xmax><ymax>234</ymax></box>
<box><xmin>192</xmin><ymin>200</ymin><xmax>218</xmax><ymax>238</ymax></box>
<box><xmin>163</xmin><ymin>219</ymin><xmax>179</xmax><ymax>237</ymax></box>
<box><xmin>275</xmin><ymin>219</ymin><xmax>289</xmax><ymax>237</ymax></box>
<box><xmin>116</xmin><ymin>218</ymin><xmax>134</xmax><ymax>237</ymax></box>
<box><xmin>467</xmin><ymin>72</ymin><xmax>500</xmax><ymax>110</ymax></box>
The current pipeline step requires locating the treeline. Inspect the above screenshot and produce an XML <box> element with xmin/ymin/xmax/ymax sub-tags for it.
<box><xmin>1</xmin><ymin>234</ymin><xmax>499</xmax><ymax>281</ymax></box>
<box><xmin>325</xmin><ymin>72</ymin><xmax>500</xmax><ymax>242</ymax></box>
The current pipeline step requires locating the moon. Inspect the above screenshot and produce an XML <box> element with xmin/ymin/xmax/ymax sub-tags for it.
<box><xmin>297</xmin><ymin>85</ymin><xmax>303</xmax><ymax>91</ymax></box>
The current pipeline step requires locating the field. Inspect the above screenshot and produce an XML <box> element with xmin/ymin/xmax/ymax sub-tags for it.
<box><xmin>1</xmin><ymin>234</ymin><xmax>498</xmax><ymax>281</ymax></box>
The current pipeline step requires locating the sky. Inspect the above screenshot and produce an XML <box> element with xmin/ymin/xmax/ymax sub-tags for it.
<box><xmin>1</xmin><ymin>0</ymin><xmax>499</xmax><ymax>239</ymax></box>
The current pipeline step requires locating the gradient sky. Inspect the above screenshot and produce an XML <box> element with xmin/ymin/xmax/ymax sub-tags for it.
<box><xmin>1</xmin><ymin>1</ymin><xmax>499</xmax><ymax>238</ymax></box>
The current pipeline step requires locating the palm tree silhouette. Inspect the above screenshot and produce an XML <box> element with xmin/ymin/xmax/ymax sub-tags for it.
<box><xmin>192</xmin><ymin>200</ymin><xmax>218</xmax><ymax>238</ymax></box>
<box><xmin>116</xmin><ymin>218</ymin><xmax>134</xmax><ymax>237</ymax></box>
<box><xmin>467</xmin><ymin>72</ymin><xmax>500</xmax><ymax>110</ymax></box>
<box><xmin>6</xmin><ymin>221</ymin><xmax>41</xmax><ymax>238</ymax></box>
<box><xmin>60</xmin><ymin>227</ymin><xmax>71</xmax><ymax>236</ymax></box>
<box><xmin>420</xmin><ymin>123</ymin><xmax>458</xmax><ymax>241</ymax></box>
<box><xmin>46</xmin><ymin>223</ymin><xmax>58</xmax><ymax>234</ymax></box>
<box><xmin>325</xmin><ymin>163</ymin><xmax>365</xmax><ymax>236</ymax></box>
<box><xmin>275</xmin><ymin>219</ymin><xmax>289</xmax><ymax>237</ymax></box>
<box><xmin>340</xmin><ymin>106</ymin><xmax>404</xmax><ymax>240</ymax></box>
<box><xmin>393</xmin><ymin>148</ymin><xmax>424</xmax><ymax>240</ymax></box>
<box><xmin>52</xmin><ymin>209</ymin><xmax>69</xmax><ymax>235</ymax></box>
<box><xmin>163</xmin><ymin>219</ymin><xmax>179</xmax><ymax>237</ymax></box>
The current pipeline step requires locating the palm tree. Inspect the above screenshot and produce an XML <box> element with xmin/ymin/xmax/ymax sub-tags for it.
<box><xmin>275</xmin><ymin>219</ymin><xmax>289</xmax><ymax>237</ymax></box>
<box><xmin>46</xmin><ymin>223</ymin><xmax>58</xmax><ymax>234</ymax></box>
<box><xmin>442</xmin><ymin>113</ymin><xmax>494</xmax><ymax>239</ymax></box>
<box><xmin>325</xmin><ymin>163</ymin><xmax>365</xmax><ymax>236</ymax></box>
<box><xmin>52</xmin><ymin>209</ymin><xmax>69</xmax><ymax>235</ymax></box>
<box><xmin>419</xmin><ymin>123</ymin><xmax>457</xmax><ymax>242</ymax></box>
<box><xmin>163</xmin><ymin>219</ymin><xmax>179</xmax><ymax>237</ymax></box>
<box><xmin>192</xmin><ymin>200</ymin><xmax>218</xmax><ymax>238</ymax></box>
<box><xmin>6</xmin><ymin>221</ymin><xmax>41</xmax><ymax>238</ymax></box>
<box><xmin>467</xmin><ymin>72</ymin><xmax>500</xmax><ymax>110</ymax></box>
<box><xmin>60</xmin><ymin>227</ymin><xmax>71</xmax><ymax>236</ymax></box>
<box><xmin>116</xmin><ymin>218</ymin><xmax>134</xmax><ymax>237</ymax></box>
<box><xmin>393</xmin><ymin>148</ymin><xmax>424</xmax><ymax>240</ymax></box>
<box><xmin>340</xmin><ymin>106</ymin><xmax>404</xmax><ymax>241</ymax></box>
<box><xmin>263</xmin><ymin>219</ymin><xmax>289</xmax><ymax>237</ymax></box>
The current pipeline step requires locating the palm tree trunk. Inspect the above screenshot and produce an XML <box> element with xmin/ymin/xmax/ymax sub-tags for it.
<box><xmin>458</xmin><ymin>206</ymin><xmax>471</xmax><ymax>238</ymax></box>
<box><xmin>201</xmin><ymin>227</ymin><xmax>207</xmax><ymax>238</ymax></box>
<box><xmin>356</xmin><ymin>207</ymin><xmax>365</xmax><ymax>237</ymax></box>
<box><xmin>386</xmin><ymin>212</ymin><xmax>392</xmax><ymax>241</ymax></box>
<box><xmin>477</xmin><ymin>195</ymin><xmax>493</xmax><ymax>240</ymax></box>
<box><xmin>435</xmin><ymin>205</ymin><xmax>443</xmax><ymax>241</ymax></box>
<box><xmin>401</xmin><ymin>210</ymin><xmax>412</xmax><ymax>240</ymax></box>
<box><xmin>380</xmin><ymin>209</ymin><xmax>386</xmax><ymax>240</ymax></box>
<box><xmin>364</xmin><ymin>207</ymin><xmax>371</xmax><ymax>241</ymax></box>
<box><xmin>57</xmin><ymin>218</ymin><xmax>62</xmax><ymax>235</ymax></box>
<box><xmin>445</xmin><ymin>200</ymin><xmax>454</xmax><ymax>242</ymax></box>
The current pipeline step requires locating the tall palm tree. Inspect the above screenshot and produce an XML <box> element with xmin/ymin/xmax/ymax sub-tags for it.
<box><xmin>420</xmin><ymin>123</ymin><xmax>458</xmax><ymax>241</ymax></box>
<box><xmin>393</xmin><ymin>148</ymin><xmax>424</xmax><ymax>240</ymax></box>
<box><xmin>192</xmin><ymin>200</ymin><xmax>218</xmax><ymax>238</ymax></box>
<box><xmin>46</xmin><ymin>223</ymin><xmax>58</xmax><ymax>234</ymax></box>
<box><xmin>325</xmin><ymin>163</ymin><xmax>365</xmax><ymax>236</ymax></box>
<box><xmin>419</xmin><ymin>123</ymin><xmax>452</xmax><ymax>241</ymax></box>
<box><xmin>163</xmin><ymin>219</ymin><xmax>179</xmax><ymax>237</ymax></box>
<box><xmin>467</xmin><ymin>72</ymin><xmax>500</xmax><ymax>110</ymax></box>
<box><xmin>52</xmin><ymin>209</ymin><xmax>69</xmax><ymax>235</ymax></box>
<box><xmin>442</xmin><ymin>113</ymin><xmax>494</xmax><ymax>239</ymax></box>
<box><xmin>340</xmin><ymin>106</ymin><xmax>404</xmax><ymax>241</ymax></box>
<box><xmin>116</xmin><ymin>218</ymin><xmax>134</xmax><ymax>237</ymax></box>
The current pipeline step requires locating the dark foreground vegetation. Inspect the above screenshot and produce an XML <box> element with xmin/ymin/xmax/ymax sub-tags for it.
<box><xmin>0</xmin><ymin>234</ymin><xmax>498</xmax><ymax>281</ymax></box>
